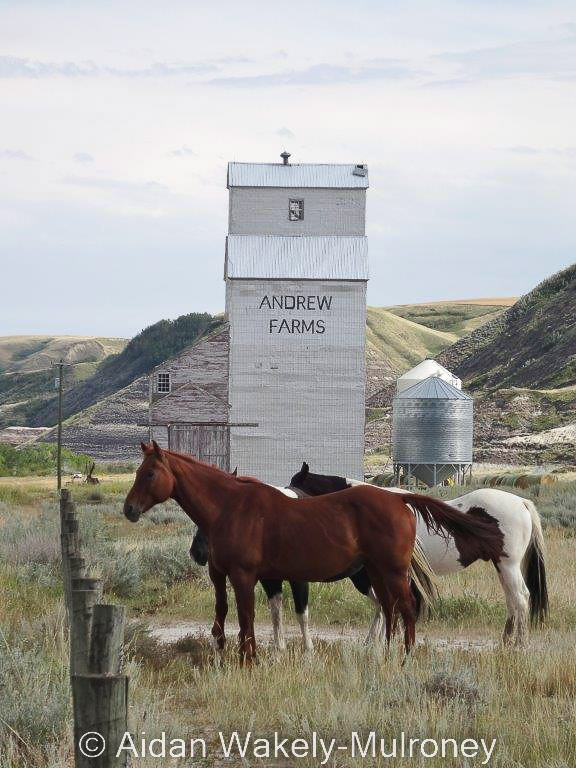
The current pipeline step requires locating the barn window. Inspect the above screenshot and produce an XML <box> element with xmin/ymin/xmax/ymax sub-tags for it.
<box><xmin>288</xmin><ymin>199</ymin><xmax>304</xmax><ymax>221</ymax></box>
<box><xmin>157</xmin><ymin>372</ymin><xmax>171</xmax><ymax>393</ymax></box>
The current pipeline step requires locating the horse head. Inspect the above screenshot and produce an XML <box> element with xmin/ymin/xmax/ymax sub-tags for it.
<box><xmin>124</xmin><ymin>441</ymin><xmax>175</xmax><ymax>522</ymax></box>
<box><xmin>289</xmin><ymin>462</ymin><xmax>350</xmax><ymax>496</ymax></box>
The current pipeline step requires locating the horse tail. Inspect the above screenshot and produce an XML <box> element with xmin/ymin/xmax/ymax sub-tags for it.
<box><xmin>400</xmin><ymin>493</ymin><xmax>506</xmax><ymax>565</ymax></box>
<box><xmin>409</xmin><ymin>537</ymin><xmax>438</xmax><ymax>620</ymax></box>
<box><xmin>521</xmin><ymin>499</ymin><xmax>549</xmax><ymax>625</ymax></box>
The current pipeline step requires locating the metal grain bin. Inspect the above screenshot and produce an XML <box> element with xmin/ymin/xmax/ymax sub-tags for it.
<box><xmin>392</xmin><ymin>375</ymin><xmax>473</xmax><ymax>487</ymax></box>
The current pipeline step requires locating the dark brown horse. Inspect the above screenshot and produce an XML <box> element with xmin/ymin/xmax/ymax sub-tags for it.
<box><xmin>125</xmin><ymin>443</ymin><xmax>504</xmax><ymax>662</ymax></box>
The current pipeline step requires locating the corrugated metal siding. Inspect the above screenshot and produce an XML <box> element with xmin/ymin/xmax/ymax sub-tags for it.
<box><xmin>227</xmin><ymin>163</ymin><xmax>369</xmax><ymax>189</ymax></box>
<box><xmin>225</xmin><ymin>235</ymin><xmax>369</xmax><ymax>280</ymax></box>
<box><xmin>227</xmin><ymin>279</ymin><xmax>366</xmax><ymax>485</ymax></box>
<box><xmin>392</xmin><ymin>398</ymin><xmax>473</xmax><ymax>464</ymax></box>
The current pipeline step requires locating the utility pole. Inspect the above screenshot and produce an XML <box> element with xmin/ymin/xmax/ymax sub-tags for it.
<box><xmin>56</xmin><ymin>359</ymin><xmax>64</xmax><ymax>492</ymax></box>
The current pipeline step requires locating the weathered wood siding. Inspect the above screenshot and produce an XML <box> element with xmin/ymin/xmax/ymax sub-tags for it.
<box><xmin>229</xmin><ymin>188</ymin><xmax>365</xmax><ymax>235</ymax></box>
<box><xmin>149</xmin><ymin>327</ymin><xmax>230</xmax><ymax>448</ymax></box>
<box><xmin>226</xmin><ymin>279</ymin><xmax>366</xmax><ymax>485</ymax></box>
<box><xmin>170</xmin><ymin>425</ymin><xmax>229</xmax><ymax>470</ymax></box>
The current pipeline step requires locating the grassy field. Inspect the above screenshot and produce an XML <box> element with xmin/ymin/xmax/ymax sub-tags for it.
<box><xmin>366</xmin><ymin>309</ymin><xmax>457</xmax><ymax>380</ymax></box>
<box><xmin>384</xmin><ymin>301</ymin><xmax>514</xmax><ymax>338</ymax></box>
<box><xmin>1</xmin><ymin>477</ymin><xmax>575</xmax><ymax>766</ymax></box>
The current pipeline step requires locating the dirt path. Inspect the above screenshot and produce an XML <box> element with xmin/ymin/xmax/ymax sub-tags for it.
<box><xmin>150</xmin><ymin>620</ymin><xmax>497</xmax><ymax>652</ymax></box>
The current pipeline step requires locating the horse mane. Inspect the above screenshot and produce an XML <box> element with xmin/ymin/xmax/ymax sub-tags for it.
<box><xmin>163</xmin><ymin>450</ymin><xmax>265</xmax><ymax>487</ymax></box>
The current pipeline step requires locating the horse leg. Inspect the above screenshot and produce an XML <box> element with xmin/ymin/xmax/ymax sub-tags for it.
<box><xmin>208</xmin><ymin>561</ymin><xmax>228</xmax><ymax>650</ymax></box>
<box><xmin>289</xmin><ymin>581</ymin><xmax>313</xmax><ymax>651</ymax></box>
<box><xmin>365</xmin><ymin>588</ymin><xmax>384</xmax><ymax>645</ymax></box>
<box><xmin>497</xmin><ymin>562</ymin><xmax>530</xmax><ymax>648</ymax></box>
<box><xmin>348</xmin><ymin>569</ymin><xmax>383</xmax><ymax>645</ymax></box>
<box><xmin>261</xmin><ymin>580</ymin><xmax>286</xmax><ymax>650</ymax></box>
<box><xmin>230</xmin><ymin>571</ymin><xmax>257</xmax><ymax>664</ymax></box>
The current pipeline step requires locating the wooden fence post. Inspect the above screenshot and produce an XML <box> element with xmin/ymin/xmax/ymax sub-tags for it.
<box><xmin>61</xmin><ymin>490</ymin><xmax>129</xmax><ymax>767</ymax></box>
<box><xmin>70</xmin><ymin>579</ymin><xmax>103</xmax><ymax>676</ymax></box>
<box><xmin>89</xmin><ymin>605</ymin><xmax>126</xmax><ymax>675</ymax></box>
<box><xmin>72</xmin><ymin>674</ymin><xmax>128</xmax><ymax>768</ymax></box>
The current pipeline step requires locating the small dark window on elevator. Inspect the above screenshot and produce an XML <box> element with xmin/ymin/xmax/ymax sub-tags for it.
<box><xmin>288</xmin><ymin>199</ymin><xmax>304</xmax><ymax>221</ymax></box>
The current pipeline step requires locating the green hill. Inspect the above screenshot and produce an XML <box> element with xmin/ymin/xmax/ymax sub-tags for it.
<box><xmin>365</xmin><ymin>308</ymin><xmax>457</xmax><ymax>395</ymax></box>
<box><xmin>16</xmin><ymin>313</ymin><xmax>216</xmax><ymax>429</ymax></box>
<box><xmin>0</xmin><ymin>335</ymin><xmax>126</xmax><ymax>374</ymax></box>
<box><xmin>386</xmin><ymin>300</ymin><xmax>513</xmax><ymax>337</ymax></box>
<box><xmin>1</xmin><ymin>302</ymin><xmax>513</xmax><ymax>430</ymax></box>
<box><xmin>439</xmin><ymin>266</ymin><xmax>576</xmax><ymax>391</ymax></box>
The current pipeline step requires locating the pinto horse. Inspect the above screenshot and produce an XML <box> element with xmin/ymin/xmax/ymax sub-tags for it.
<box><xmin>125</xmin><ymin>443</ymin><xmax>504</xmax><ymax>662</ymax></box>
<box><xmin>290</xmin><ymin>462</ymin><xmax>548</xmax><ymax>646</ymax></box>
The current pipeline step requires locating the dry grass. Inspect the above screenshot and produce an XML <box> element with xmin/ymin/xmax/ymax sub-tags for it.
<box><xmin>1</xmin><ymin>479</ymin><xmax>576</xmax><ymax>766</ymax></box>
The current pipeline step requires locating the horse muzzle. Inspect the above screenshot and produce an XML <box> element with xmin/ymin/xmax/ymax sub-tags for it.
<box><xmin>124</xmin><ymin>503</ymin><xmax>141</xmax><ymax>522</ymax></box>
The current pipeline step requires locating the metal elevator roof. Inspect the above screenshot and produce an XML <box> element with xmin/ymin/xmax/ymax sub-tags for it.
<box><xmin>225</xmin><ymin>235</ymin><xmax>369</xmax><ymax>280</ymax></box>
<box><xmin>396</xmin><ymin>376</ymin><xmax>472</xmax><ymax>400</ymax></box>
<box><xmin>227</xmin><ymin>162</ymin><xmax>369</xmax><ymax>189</ymax></box>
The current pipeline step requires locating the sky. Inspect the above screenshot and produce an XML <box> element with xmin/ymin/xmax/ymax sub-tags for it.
<box><xmin>1</xmin><ymin>0</ymin><xmax>575</xmax><ymax>337</ymax></box>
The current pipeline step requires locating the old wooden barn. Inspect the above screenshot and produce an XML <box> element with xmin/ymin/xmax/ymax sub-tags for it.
<box><xmin>149</xmin><ymin>153</ymin><xmax>369</xmax><ymax>485</ymax></box>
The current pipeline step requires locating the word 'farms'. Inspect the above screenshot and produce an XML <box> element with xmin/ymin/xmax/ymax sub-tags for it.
<box><xmin>260</xmin><ymin>294</ymin><xmax>332</xmax><ymax>333</ymax></box>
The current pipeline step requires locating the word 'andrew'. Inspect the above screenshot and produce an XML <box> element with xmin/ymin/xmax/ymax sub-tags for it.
<box><xmin>259</xmin><ymin>295</ymin><xmax>332</xmax><ymax>334</ymax></box>
<box><xmin>259</xmin><ymin>295</ymin><xmax>333</xmax><ymax>311</ymax></box>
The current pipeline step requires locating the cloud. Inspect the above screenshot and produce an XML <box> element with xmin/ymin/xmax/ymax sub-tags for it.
<box><xmin>73</xmin><ymin>152</ymin><xmax>94</xmax><ymax>163</ymax></box>
<box><xmin>506</xmin><ymin>145</ymin><xmax>576</xmax><ymax>158</ymax></box>
<box><xmin>61</xmin><ymin>175</ymin><xmax>168</xmax><ymax>193</ymax></box>
<box><xmin>276</xmin><ymin>127</ymin><xmax>295</xmax><ymax>139</ymax></box>
<box><xmin>205</xmin><ymin>60</ymin><xmax>417</xmax><ymax>87</ymax></box>
<box><xmin>0</xmin><ymin>54</ymin><xmax>217</xmax><ymax>78</ymax></box>
<box><xmin>169</xmin><ymin>145</ymin><xmax>196</xmax><ymax>157</ymax></box>
<box><xmin>0</xmin><ymin>148</ymin><xmax>35</xmax><ymax>161</ymax></box>
<box><xmin>436</xmin><ymin>31</ymin><xmax>576</xmax><ymax>82</ymax></box>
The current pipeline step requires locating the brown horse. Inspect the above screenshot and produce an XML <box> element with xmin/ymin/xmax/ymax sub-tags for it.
<box><xmin>125</xmin><ymin>443</ymin><xmax>505</xmax><ymax>662</ymax></box>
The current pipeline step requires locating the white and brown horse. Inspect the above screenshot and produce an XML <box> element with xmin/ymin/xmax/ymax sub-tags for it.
<box><xmin>290</xmin><ymin>463</ymin><xmax>548</xmax><ymax>647</ymax></box>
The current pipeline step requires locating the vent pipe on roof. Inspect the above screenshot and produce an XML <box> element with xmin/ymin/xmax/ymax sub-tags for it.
<box><xmin>280</xmin><ymin>150</ymin><xmax>291</xmax><ymax>165</ymax></box>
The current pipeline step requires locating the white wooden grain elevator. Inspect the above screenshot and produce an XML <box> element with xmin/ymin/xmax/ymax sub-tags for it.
<box><xmin>225</xmin><ymin>153</ymin><xmax>369</xmax><ymax>484</ymax></box>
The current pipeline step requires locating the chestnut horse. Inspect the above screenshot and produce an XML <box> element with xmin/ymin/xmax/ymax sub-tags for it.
<box><xmin>125</xmin><ymin>443</ymin><xmax>505</xmax><ymax>662</ymax></box>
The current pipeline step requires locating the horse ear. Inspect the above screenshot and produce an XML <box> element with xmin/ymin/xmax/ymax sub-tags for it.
<box><xmin>232</xmin><ymin>466</ymin><xmax>238</xmax><ymax>476</ymax></box>
<box><xmin>140</xmin><ymin>441</ymin><xmax>149</xmax><ymax>453</ymax></box>
<box><xmin>301</xmin><ymin>461</ymin><xmax>309</xmax><ymax>476</ymax></box>
<box><xmin>152</xmin><ymin>440</ymin><xmax>163</xmax><ymax>459</ymax></box>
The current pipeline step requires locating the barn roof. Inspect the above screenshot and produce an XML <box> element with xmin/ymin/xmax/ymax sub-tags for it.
<box><xmin>225</xmin><ymin>235</ymin><xmax>369</xmax><ymax>280</ymax></box>
<box><xmin>227</xmin><ymin>162</ymin><xmax>369</xmax><ymax>189</ymax></box>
